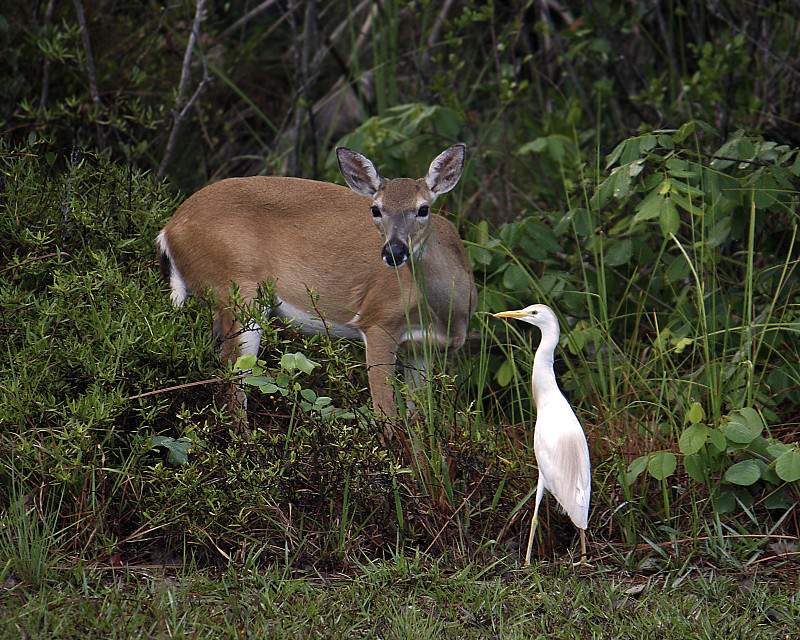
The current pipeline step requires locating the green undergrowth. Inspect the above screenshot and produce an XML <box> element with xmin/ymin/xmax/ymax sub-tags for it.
<box><xmin>1</xmin><ymin>557</ymin><xmax>798</xmax><ymax>639</ymax></box>
<box><xmin>2</xmin><ymin>131</ymin><xmax>799</xmax><ymax>595</ymax></box>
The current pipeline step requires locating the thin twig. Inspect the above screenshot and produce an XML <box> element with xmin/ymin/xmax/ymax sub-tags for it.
<box><xmin>0</xmin><ymin>252</ymin><xmax>71</xmax><ymax>275</ymax></box>
<box><xmin>221</xmin><ymin>0</ymin><xmax>281</xmax><ymax>39</ymax></box>
<box><xmin>128</xmin><ymin>376</ymin><xmax>226</xmax><ymax>401</ymax></box>
<box><xmin>157</xmin><ymin>0</ymin><xmax>210</xmax><ymax>183</ymax></box>
<box><xmin>73</xmin><ymin>0</ymin><xmax>105</xmax><ymax>149</ymax></box>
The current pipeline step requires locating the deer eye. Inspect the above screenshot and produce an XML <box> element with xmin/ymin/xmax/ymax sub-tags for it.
<box><xmin>371</xmin><ymin>205</ymin><xmax>382</xmax><ymax>218</ymax></box>
<box><xmin>417</xmin><ymin>205</ymin><xmax>430</xmax><ymax>218</ymax></box>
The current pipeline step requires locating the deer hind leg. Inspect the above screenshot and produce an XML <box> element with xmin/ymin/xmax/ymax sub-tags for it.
<box><xmin>214</xmin><ymin>303</ymin><xmax>263</xmax><ymax>428</ymax></box>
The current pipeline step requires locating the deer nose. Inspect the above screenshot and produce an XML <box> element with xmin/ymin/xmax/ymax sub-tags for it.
<box><xmin>382</xmin><ymin>240</ymin><xmax>409</xmax><ymax>267</ymax></box>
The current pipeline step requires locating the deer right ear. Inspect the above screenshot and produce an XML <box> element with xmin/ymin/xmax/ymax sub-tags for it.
<box><xmin>337</xmin><ymin>147</ymin><xmax>384</xmax><ymax>198</ymax></box>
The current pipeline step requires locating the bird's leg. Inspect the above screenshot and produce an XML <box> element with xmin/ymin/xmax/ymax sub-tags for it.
<box><xmin>571</xmin><ymin>528</ymin><xmax>590</xmax><ymax>567</ymax></box>
<box><xmin>524</xmin><ymin>513</ymin><xmax>538</xmax><ymax>566</ymax></box>
<box><xmin>580</xmin><ymin>528</ymin><xmax>587</xmax><ymax>562</ymax></box>
<box><xmin>524</xmin><ymin>480</ymin><xmax>545</xmax><ymax>567</ymax></box>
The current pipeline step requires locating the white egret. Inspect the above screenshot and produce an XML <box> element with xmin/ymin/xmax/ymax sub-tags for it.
<box><xmin>493</xmin><ymin>303</ymin><xmax>591</xmax><ymax>565</ymax></box>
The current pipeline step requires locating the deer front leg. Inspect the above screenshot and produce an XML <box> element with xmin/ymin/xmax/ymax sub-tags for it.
<box><xmin>362</xmin><ymin>327</ymin><xmax>399</xmax><ymax>419</ymax></box>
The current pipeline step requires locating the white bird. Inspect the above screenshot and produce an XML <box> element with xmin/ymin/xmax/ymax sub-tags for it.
<box><xmin>493</xmin><ymin>303</ymin><xmax>591</xmax><ymax>565</ymax></box>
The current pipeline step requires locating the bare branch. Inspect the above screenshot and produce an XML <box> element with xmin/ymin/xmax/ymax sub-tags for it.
<box><xmin>157</xmin><ymin>0</ymin><xmax>210</xmax><ymax>183</ymax></box>
<box><xmin>73</xmin><ymin>0</ymin><xmax>105</xmax><ymax>149</ymax></box>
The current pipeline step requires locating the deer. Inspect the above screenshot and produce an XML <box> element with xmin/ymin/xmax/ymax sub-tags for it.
<box><xmin>156</xmin><ymin>144</ymin><xmax>476</xmax><ymax>422</ymax></box>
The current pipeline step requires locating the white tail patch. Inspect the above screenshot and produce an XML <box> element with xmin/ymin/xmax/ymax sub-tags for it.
<box><xmin>156</xmin><ymin>230</ymin><xmax>188</xmax><ymax>307</ymax></box>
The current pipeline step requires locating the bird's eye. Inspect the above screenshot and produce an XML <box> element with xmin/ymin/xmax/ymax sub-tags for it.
<box><xmin>371</xmin><ymin>205</ymin><xmax>382</xmax><ymax>218</ymax></box>
<box><xmin>417</xmin><ymin>205</ymin><xmax>429</xmax><ymax>218</ymax></box>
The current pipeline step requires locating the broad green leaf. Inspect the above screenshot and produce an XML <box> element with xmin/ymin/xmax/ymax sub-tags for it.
<box><xmin>708</xmin><ymin>428</ymin><xmax>728</xmax><ymax>452</ymax></box>
<box><xmin>720</xmin><ymin>409</ymin><xmax>762</xmax><ymax>444</ymax></box>
<box><xmin>737</xmin><ymin>137</ymin><xmax>755</xmax><ymax>159</ymax></box>
<box><xmin>149</xmin><ymin>436</ymin><xmax>192</xmax><ymax>466</ymax></box>
<box><xmin>639</xmin><ymin>134</ymin><xmax>657</xmax><ymax>153</ymax></box>
<box><xmin>659</xmin><ymin>198</ymin><xmax>680</xmax><ymax>236</ymax></box>
<box><xmin>713</xmin><ymin>486</ymin><xmax>736</xmax><ymax>514</ymax></box>
<box><xmin>605</xmin><ymin>238</ymin><xmax>632</xmax><ymax>266</ymax></box>
<box><xmin>738</xmin><ymin>407</ymin><xmax>764</xmax><ymax>433</ymax></box>
<box><xmin>625</xmin><ymin>455</ymin><xmax>649</xmax><ymax>485</ymax></box>
<box><xmin>245</xmin><ymin>375</ymin><xmax>278</xmax><ymax>394</ymax></box>
<box><xmin>706</xmin><ymin>215</ymin><xmax>732</xmax><ymax>248</ymax></box>
<box><xmin>605</xmin><ymin>139</ymin><xmax>628</xmax><ymax>169</ymax></box>
<box><xmin>775</xmin><ymin>450</ymin><xmax>800</xmax><ymax>482</ymax></box>
<box><xmin>235</xmin><ymin>353</ymin><xmax>259</xmax><ymax>370</ymax></box>
<box><xmin>590</xmin><ymin>175</ymin><xmax>615</xmax><ymax>209</ymax></box>
<box><xmin>679</xmin><ymin>423</ymin><xmax>708</xmax><ymax>455</ymax></box>
<box><xmin>683</xmin><ymin>453</ymin><xmax>706</xmax><ymax>482</ymax></box>
<box><xmin>767</xmin><ymin>442</ymin><xmax>791</xmax><ymax>458</ymax></box>
<box><xmin>724</xmin><ymin>459</ymin><xmax>761</xmax><ymax>486</ymax></box>
<box><xmin>633</xmin><ymin>190</ymin><xmax>664</xmax><ymax>223</ymax></box>
<box><xmin>502</xmin><ymin>264</ymin><xmax>530</xmax><ymax>291</ymax></box>
<box><xmin>685</xmin><ymin>402</ymin><xmax>705</xmax><ymax>425</ymax></box>
<box><xmin>613</xmin><ymin>166</ymin><xmax>632</xmax><ymax>199</ymax></box>
<box><xmin>648</xmin><ymin>451</ymin><xmax>677</xmax><ymax>481</ymax></box>
<box><xmin>300</xmin><ymin>388</ymin><xmax>317</xmax><ymax>402</ymax></box>
<box><xmin>495</xmin><ymin>358</ymin><xmax>515</xmax><ymax>387</ymax></box>
<box><xmin>518</xmin><ymin>137</ymin><xmax>548</xmax><ymax>155</ymax></box>
<box><xmin>281</xmin><ymin>352</ymin><xmax>318</xmax><ymax>374</ymax></box>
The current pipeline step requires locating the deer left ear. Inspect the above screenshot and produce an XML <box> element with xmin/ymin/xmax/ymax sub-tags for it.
<box><xmin>425</xmin><ymin>143</ymin><xmax>466</xmax><ymax>196</ymax></box>
<box><xmin>337</xmin><ymin>147</ymin><xmax>384</xmax><ymax>198</ymax></box>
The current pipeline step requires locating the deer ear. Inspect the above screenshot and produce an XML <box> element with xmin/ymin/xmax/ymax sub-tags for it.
<box><xmin>337</xmin><ymin>147</ymin><xmax>384</xmax><ymax>197</ymax></box>
<box><xmin>425</xmin><ymin>144</ymin><xmax>466</xmax><ymax>196</ymax></box>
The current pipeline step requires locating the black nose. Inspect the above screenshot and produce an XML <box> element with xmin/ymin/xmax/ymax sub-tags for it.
<box><xmin>382</xmin><ymin>240</ymin><xmax>409</xmax><ymax>267</ymax></box>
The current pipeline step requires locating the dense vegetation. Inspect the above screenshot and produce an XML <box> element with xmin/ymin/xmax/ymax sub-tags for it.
<box><xmin>1</xmin><ymin>1</ymin><xmax>799</xmax><ymax>636</ymax></box>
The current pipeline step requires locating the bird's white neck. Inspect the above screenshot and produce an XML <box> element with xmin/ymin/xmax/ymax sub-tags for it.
<box><xmin>531</xmin><ymin>325</ymin><xmax>560</xmax><ymax>406</ymax></box>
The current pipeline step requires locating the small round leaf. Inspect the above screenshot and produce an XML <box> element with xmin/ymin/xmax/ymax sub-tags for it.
<box><xmin>679</xmin><ymin>423</ymin><xmax>708</xmax><ymax>455</ymax></box>
<box><xmin>648</xmin><ymin>451</ymin><xmax>677</xmax><ymax>481</ymax></box>
<box><xmin>724</xmin><ymin>459</ymin><xmax>761</xmax><ymax>486</ymax></box>
<box><xmin>775</xmin><ymin>450</ymin><xmax>800</xmax><ymax>483</ymax></box>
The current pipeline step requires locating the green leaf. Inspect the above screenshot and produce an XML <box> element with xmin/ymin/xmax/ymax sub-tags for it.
<box><xmin>300</xmin><ymin>388</ymin><xmax>317</xmax><ymax>402</ymax></box>
<box><xmin>720</xmin><ymin>408</ymin><xmax>763</xmax><ymax>443</ymax></box>
<box><xmin>625</xmin><ymin>455</ymin><xmax>649</xmax><ymax>486</ymax></box>
<box><xmin>685</xmin><ymin>402</ymin><xmax>705</xmax><ymax>425</ymax></box>
<box><xmin>502</xmin><ymin>264</ymin><xmax>531</xmax><ymax>291</ymax></box>
<box><xmin>495</xmin><ymin>358</ymin><xmax>515</xmax><ymax>387</ymax></box>
<box><xmin>604</xmin><ymin>238</ymin><xmax>632</xmax><ymax>267</ymax></box>
<box><xmin>149</xmin><ymin>436</ymin><xmax>192</xmax><ymax>466</ymax></box>
<box><xmin>708</xmin><ymin>428</ymin><xmax>728</xmax><ymax>452</ymax></box>
<box><xmin>280</xmin><ymin>352</ymin><xmax>319</xmax><ymax>374</ymax></box>
<box><xmin>605</xmin><ymin>139</ymin><xmax>628</xmax><ymax>169</ymax></box>
<box><xmin>648</xmin><ymin>451</ymin><xmax>677</xmax><ymax>481</ymax></box>
<box><xmin>613</xmin><ymin>167</ymin><xmax>632</xmax><ymax>199</ymax></box>
<box><xmin>775</xmin><ymin>450</ymin><xmax>800</xmax><ymax>482</ymax></box>
<box><xmin>724</xmin><ymin>459</ymin><xmax>761</xmax><ymax>486</ymax></box>
<box><xmin>659</xmin><ymin>198</ymin><xmax>680</xmax><ymax>236</ymax></box>
<box><xmin>713</xmin><ymin>486</ymin><xmax>736</xmax><ymax>514</ymax></box>
<box><xmin>235</xmin><ymin>353</ymin><xmax>259</xmax><ymax>371</ymax></box>
<box><xmin>244</xmin><ymin>375</ymin><xmax>278</xmax><ymax>394</ymax></box>
<box><xmin>633</xmin><ymin>190</ymin><xmax>664</xmax><ymax>223</ymax></box>
<box><xmin>683</xmin><ymin>454</ymin><xmax>706</xmax><ymax>483</ymax></box>
<box><xmin>679</xmin><ymin>423</ymin><xmax>708</xmax><ymax>455</ymax></box>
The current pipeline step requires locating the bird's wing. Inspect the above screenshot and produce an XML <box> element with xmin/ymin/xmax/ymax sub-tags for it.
<box><xmin>534</xmin><ymin>404</ymin><xmax>591</xmax><ymax>530</ymax></box>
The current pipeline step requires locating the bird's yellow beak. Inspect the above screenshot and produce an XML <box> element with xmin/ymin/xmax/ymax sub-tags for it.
<box><xmin>493</xmin><ymin>309</ymin><xmax>527</xmax><ymax>319</ymax></box>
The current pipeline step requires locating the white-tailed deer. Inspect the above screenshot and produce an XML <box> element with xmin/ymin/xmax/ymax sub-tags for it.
<box><xmin>156</xmin><ymin>144</ymin><xmax>476</xmax><ymax>418</ymax></box>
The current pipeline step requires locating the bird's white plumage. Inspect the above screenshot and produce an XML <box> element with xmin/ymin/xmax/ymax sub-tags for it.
<box><xmin>493</xmin><ymin>303</ymin><xmax>591</xmax><ymax>564</ymax></box>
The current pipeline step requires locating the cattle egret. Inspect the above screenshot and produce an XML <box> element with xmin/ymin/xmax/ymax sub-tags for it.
<box><xmin>493</xmin><ymin>303</ymin><xmax>591</xmax><ymax>565</ymax></box>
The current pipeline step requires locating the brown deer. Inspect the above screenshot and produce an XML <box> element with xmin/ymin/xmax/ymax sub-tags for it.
<box><xmin>156</xmin><ymin>144</ymin><xmax>476</xmax><ymax>419</ymax></box>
